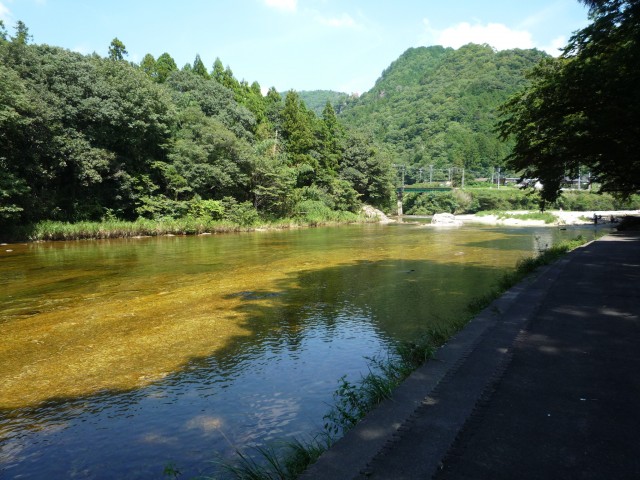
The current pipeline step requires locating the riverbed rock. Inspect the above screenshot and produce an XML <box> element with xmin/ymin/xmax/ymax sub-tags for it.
<box><xmin>362</xmin><ymin>205</ymin><xmax>394</xmax><ymax>223</ymax></box>
<box><xmin>431</xmin><ymin>213</ymin><xmax>463</xmax><ymax>226</ymax></box>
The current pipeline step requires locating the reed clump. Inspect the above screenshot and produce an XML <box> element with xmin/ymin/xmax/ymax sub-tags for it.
<box><xmin>5</xmin><ymin>212</ymin><xmax>372</xmax><ymax>243</ymax></box>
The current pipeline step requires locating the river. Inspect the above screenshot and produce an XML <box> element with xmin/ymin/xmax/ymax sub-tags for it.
<box><xmin>0</xmin><ymin>222</ymin><xmax>601</xmax><ymax>478</ymax></box>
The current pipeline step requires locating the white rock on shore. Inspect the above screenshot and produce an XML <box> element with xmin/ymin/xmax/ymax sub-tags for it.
<box><xmin>362</xmin><ymin>205</ymin><xmax>395</xmax><ymax>223</ymax></box>
<box><xmin>431</xmin><ymin>213</ymin><xmax>463</xmax><ymax>226</ymax></box>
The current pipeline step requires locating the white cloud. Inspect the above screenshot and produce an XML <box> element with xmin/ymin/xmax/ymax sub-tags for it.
<box><xmin>72</xmin><ymin>44</ymin><xmax>91</xmax><ymax>55</ymax></box>
<box><xmin>541</xmin><ymin>35</ymin><xmax>567</xmax><ymax>56</ymax></box>
<box><xmin>0</xmin><ymin>2</ymin><xmax>11</xmax><ymax>22</ymax></box>
<box><xmin>435</xmin><ymin>21</ymin><xmax>534</xmax><ymax>51</ymax></box>
<box><xmin>339</xmin><ymin>73</ymin><xmax>373</xmax><ymax>96</ymax></box>
<box><xmin>264</xmin><ymin>0</ymin><xmax>297</xmax><ymax>13</ymax></box>
<box><xmin>421</xmin><ymin>17</ymin><xmax>573</xmax><ymax>56</ymax></box>
<box><xmin>317</xmin><ymin>12</ymin><xmax>358</xmax><ymax>29</ymax></box>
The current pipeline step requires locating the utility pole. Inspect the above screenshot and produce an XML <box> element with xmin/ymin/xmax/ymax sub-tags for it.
<box><xmin>429</xmin><ymin>164</ymin><xmax>433</xmax><ymax>184</ymax></box>
<box><xmin>419</xmin><ymin>168</ymin><xmax>423</xmax><ymax>183</ymax></box>
<box><xmin>400</xmin><ymin>165</ymin><xmax>406</xmax><ymax>217</ymax></box>
<box><xmin>393</xmin><ymin>164</ymin><xmax>405</xmax><ymax>216</ymax></box>
<box><xmin>461</xmin><ymin>168</ymin><xmax>465</xmax><ymax>189</ymax></box>
<box><xmin>401</xmin><ymin>164</ymin><xmax>406</xmax><ymax>194</ymax></box>
<box><xmin>497</xmin><ymin>167</ymin><xmax>501</xmax><ymax>189</ymax></box>
<box><xmin>578</xmin><ymin>169</ymin><xmax>581</xmax><ymax>190</ymax></box>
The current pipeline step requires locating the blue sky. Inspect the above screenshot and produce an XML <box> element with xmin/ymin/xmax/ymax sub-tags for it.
<box><xmin>0</xmin><ymin>0</ymin><xmax>590</xmax><ymax>94</ymax></box>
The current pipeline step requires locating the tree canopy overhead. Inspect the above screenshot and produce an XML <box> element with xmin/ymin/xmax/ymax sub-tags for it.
<box><xmin>498</xmin><ymin>0</ymin><xmax>640</xmax><ymax>203</ymax></box>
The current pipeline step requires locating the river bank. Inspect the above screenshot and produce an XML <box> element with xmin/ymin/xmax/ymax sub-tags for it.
<box><xmin>2</xmin><ymin>207</ymin><xmax>630</xmax><ymax>245</ymax></box>
<box><xmin>300</xmin><ymin>230</ymin><xmax>640</xmax><ymax>479</ymax></box>
<box><xmin>0</xmin><ymin>206</ymin><xmax>390</xmax><ymax>244</ymax></box>
<box><xmin>442</xmin><ymin>209</ymin><xmax>639</xmax><ymax>227</ymax></box>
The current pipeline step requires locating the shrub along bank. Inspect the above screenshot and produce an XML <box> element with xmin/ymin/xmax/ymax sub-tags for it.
<box><xmin>402</xmin><ymin>188</ymin><xmax>640</xmax><ymax>216</ymax></box>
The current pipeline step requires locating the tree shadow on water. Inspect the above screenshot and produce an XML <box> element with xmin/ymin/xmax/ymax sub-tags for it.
<box><xmin>0</xmin><ymin>257</ymin><xmax>506</xmax><ymax>467</ymax></box>
<box><xmin>223</xmin><ymin>257</ymin><xmax>505</xmax><ymax>348</ymax></box>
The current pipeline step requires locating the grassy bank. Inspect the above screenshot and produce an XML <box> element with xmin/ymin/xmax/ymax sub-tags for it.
<box><xmin>215</xmin><ymin>234</ymin><xmax>594</xmax><ymax>480</ymax></box>
<box><xmin>476</xmin><ymin>210</ymin><xmax>557</xmax><ymax>224</ymax></box>
<box><xmin>2</xmin><ymin>211</ymin><xmax>367</xmax><ymax>243</ymax></box>
<box><xmin>466</xmin><ymin>235</ymin><xmax>592</xmax><ymax>314</ymax></box>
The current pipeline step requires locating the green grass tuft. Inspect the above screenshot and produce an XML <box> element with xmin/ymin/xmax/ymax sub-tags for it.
<box><xmin>2</xmin><ymin>212</ymin><xmax>374</xmax><ymax>243</ymax></box>
<box><xmin>322</xmin><ymin>333</ymin><xmax>441</xmax><ymax>437</ymax></box>
<box><xmin>476</xmin><ymin>210</ymin><xmax>557</xmax><ymax>224</ymax></box>
<box><xmin>220</xmin><ymin>435</ymin><xmax>333</xmax><ymax>480</ymax></box>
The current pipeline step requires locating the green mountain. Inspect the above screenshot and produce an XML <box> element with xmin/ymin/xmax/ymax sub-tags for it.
<box><xmin>294</xmin><ymin>90</ymin><xmax>353</xmax><ymax>115</ymax></box>
<box><xmin>339</xmin><ymin>44</ymin><xmax>548</xmax><ymax>178</ymax></box>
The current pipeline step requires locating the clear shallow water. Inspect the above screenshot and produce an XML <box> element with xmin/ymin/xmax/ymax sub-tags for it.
<box><xmin>0</xmin><ymin>223</ymin><xmax>603</xmax><ymax>478</ymax></box>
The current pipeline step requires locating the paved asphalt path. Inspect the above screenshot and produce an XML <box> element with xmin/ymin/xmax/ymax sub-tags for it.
<box><xmin>301</xmin><ymin>231</ymin><xmax>640</xmax><ymax>479</ymax></box>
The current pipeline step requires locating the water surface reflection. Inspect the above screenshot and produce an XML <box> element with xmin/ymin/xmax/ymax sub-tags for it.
<box><xmin>0</xmin><ymin>223</ymin><xmax>602</xmax><ymax>478</ymax></box>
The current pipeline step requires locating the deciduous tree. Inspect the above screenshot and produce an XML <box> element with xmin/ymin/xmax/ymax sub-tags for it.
<box><xmin>498</xmin><ymin>0</ymin><xmax>640</xmax><ymax>202</ymax></box>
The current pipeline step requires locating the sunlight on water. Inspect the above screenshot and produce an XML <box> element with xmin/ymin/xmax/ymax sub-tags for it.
<box><xmin>0</xmin><ymin>223</ymin><xmax>601</xmax><ymax>478</ymax></box>
<box><xmin>0</xmin><ymin>225</ymin><xmax>503</xmax><ymax>409</ymax></box>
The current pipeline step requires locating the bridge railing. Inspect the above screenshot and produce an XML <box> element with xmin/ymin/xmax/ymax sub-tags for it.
<box><xmin>397</xmin><ymin>186</ymin><xmax>453</xmax><ymax>193</ymax></box>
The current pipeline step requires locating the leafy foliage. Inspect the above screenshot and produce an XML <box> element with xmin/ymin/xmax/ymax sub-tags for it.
<box><xmin>401</xmin><ymin>187</ymin><xmax>640</xmax><ymax>215</ymax></box>
<box><xmin>323</xmin><ymin>336</ymin><xmax>436</xmax><ymax>436</ymax></box>
<box><xmin>3</xmin><ymin>22</ymin><xmax>588</xmax><ymax>230</ymax></box>
<box><xmin>0</xmin><ymin>23</ymin><xmax>395</xmax><ymax>229</ymax></box>
<box><xmin>295</xmin><ymin>90</ymin><xmax>353</xmax><ymax>115</ymax></box>
<box><xmin>340</xmin><ymin>44</ymin><xmax>548</xmax><ymax>174</ymax></box>
<box><xmin>498</xmin><ymin>0</ymin><xmax>640</xmax><ymax>202</ymax></box>
<box><xmin>403</xmin><ymin>192</ymin><xmax>458</xmax><ymax>215</ymax></box>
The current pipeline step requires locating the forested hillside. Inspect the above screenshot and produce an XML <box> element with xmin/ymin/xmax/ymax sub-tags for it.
<box><xmin>339</xmin><ymin>44</ymin><xmax>548</xmax><ymax>178</ymax></box>
<box><xmin>295</xmin><ymin>90</ymin><xmax>354</xmax><ymax>116</ymax></box>
<box><xmin>0</xmin><ymin>23</ymin><xmax>394</xmax><ymax>228</ymax></box>
<box><xmin>0</xmin><ymin>19</ymin><xmax>558</xmax><ymax>230</ymax></box>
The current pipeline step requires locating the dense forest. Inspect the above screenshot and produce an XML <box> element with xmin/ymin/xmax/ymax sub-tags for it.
<box><xmin>0</xmin><ymin>22</ymin><xmax>394</xmax><ymax>229</ymax></box>
<box><xmin>295</xmin><ymin>90</ymin><xmax>353</xmax><ymax>116</ymax></box>
<box><xmin>0</xmin><ymin>20</ymin><xmax>573</xmax><ymax>230</ymax></box>
<box><xmin>338</xmin><ymin>44</ymin><xmax>548</xmax><ymax>180</ymax></box>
